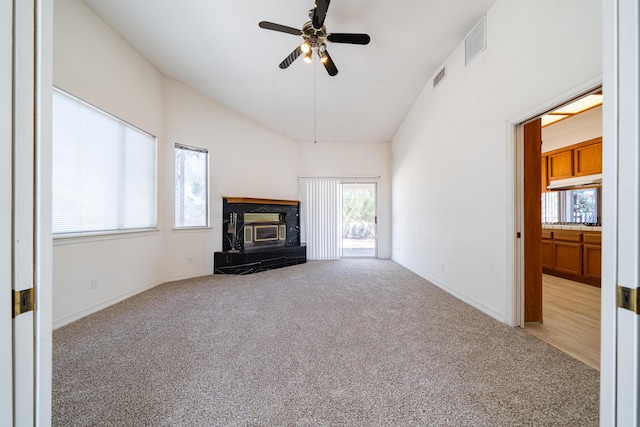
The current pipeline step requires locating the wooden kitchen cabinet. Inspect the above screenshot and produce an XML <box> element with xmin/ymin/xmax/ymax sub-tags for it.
<box><xmin>542</xmin><ymin>229</ymin><xmax>601</xmax><ymax>287</ymax></box>
<box><xmin>583</xmin><ymin>244</ymin><xmax>602</xmax><ymax>280</ymax></box>
<box><xmin>574</xmin><ymin>138</ymin><xmax>602</xmax><ymax>176</ymax></box>
<box><xmin>582</xmin><ymin>232</ymin><xmax>602</xmax><ymax>281</ymax></box>
<box><xmin>541</xmin><ymin>155</ymin><xmax>549</xmax><ymax>192</ymax></box>
<box><xmin>541</xmin><ymin>239</ymin><xmax>554</xmax><ymax>269</ymax></box>
<box><xmin>548</xmin><ymin>150</ymin><xmax>574</xmax><ymax>180</ymax></box>
<box><xmin>544</xmin><ymin>138</ymin><xmax>602</xmax><ymax>182</ymax></box>
<box><xmin>554</xmin><ymin>241</ymin><xmax>582</xmax><ymax>276</ymax></box>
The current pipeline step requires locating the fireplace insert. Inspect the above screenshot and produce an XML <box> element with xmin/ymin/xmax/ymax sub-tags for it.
<box><xmin>243</xmin><ymin>219</ymin><xmax>287</xmax><ymax>248</ymax></box>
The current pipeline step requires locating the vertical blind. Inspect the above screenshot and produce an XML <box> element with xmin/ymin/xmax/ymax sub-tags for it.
<box><xmin>299</xmin><ymin>177</ymin><xmax>340</xmax><ymax>259</ymax></box>
<box><xmin>52</xmin><ymin>89</ymin><xmax>157</xmax><ymax>234</ymax></box>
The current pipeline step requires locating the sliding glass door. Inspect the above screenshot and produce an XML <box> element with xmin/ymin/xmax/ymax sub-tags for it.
<box><xmin>341</xmin><ymin>182</ymin><xmax>377</xmax><ymax>258</ymax></box>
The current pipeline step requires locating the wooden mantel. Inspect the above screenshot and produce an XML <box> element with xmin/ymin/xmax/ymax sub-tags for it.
<box><xmin>222</xmin><ymin>196</ymin><xmax>299</xmax><ymax>206</ymax></box>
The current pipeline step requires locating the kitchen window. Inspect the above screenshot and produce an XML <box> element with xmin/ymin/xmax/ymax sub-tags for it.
<box><xmin>542</xmin><ymin>187</ymin><xmax>600</xmax><ymax>224</ymax></box>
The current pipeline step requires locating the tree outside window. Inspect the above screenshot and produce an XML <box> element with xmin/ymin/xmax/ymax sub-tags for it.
<box><xmin>175</xmin><ymin>144</ymin><xmax>208</xmax><ymax>227</ymax></box>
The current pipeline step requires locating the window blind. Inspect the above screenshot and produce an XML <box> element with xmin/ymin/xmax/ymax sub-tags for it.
<box><xmin>52</xmin><ymin>89</ymin><xmax>157</xmax><ymax>235</ymax></box>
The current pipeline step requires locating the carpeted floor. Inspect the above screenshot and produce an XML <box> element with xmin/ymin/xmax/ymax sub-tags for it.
<box><xmin>53</xmin><ymin>259</ymin><xmax>599</xmax><ymax>426</ymax></box>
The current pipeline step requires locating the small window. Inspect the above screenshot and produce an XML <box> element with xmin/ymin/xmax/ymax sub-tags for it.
<box><xmin>52</xmin><ymin>88</ymin><xmax>157</xmax><ymax>235</ymax></box>
<box><xmin>566</xmin><ymin>188</ymin><xmax>599</xmax><ymax>223</ymax></box>
<box><xmin>541</xmin><ymin>188</ymin><xmax>600</xmax><ymax>224</ymax></box>
<box><xmin>174</xmin><ymin>144</ymin><xmax>209</xmax><ymax>228</ymax></box>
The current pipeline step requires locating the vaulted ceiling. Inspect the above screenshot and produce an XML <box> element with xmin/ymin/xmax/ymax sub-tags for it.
<box><xmin>81</xmin><ymin>0</ymin><xmax>497</xmax><ymax>143</ymax></box>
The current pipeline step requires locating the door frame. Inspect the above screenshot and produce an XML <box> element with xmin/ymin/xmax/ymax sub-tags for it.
<box><xmin>2</xmin><ymin>0</ymin><xmax>53</xmax><ymax>424</ymax></box>
<box><xmin>508</xmin><ymin>76</ymin><xmax>602</xmax><ymax>328</ymax></box>
<box><xmin>603</xmin><ymin>0</ymin><xmax>640</xmax><ymax>423</ymax></box>
<box><xmin>1</xmin><ymin>0</ymin><xmax>14</xmax><ymax>422</ymax></box>
<box><xmin>339</xmin><ymin>180</ymin><xmax>378</xmax><ymax>259</ymax></box>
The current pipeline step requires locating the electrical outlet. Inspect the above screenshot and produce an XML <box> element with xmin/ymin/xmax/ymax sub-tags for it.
<box><xmin>441</xmin><ymin>263</ymin><xmax>445</xmax><ymax>271</ymax></box>
<box><xmin>91</xmin><ymin>277</ymin><xmax>99</xmax><ymax>289</ymax></box>
<box><xmin>187</xmin><ymin>256</ymin><xmax>193</xmax><ymax>264</ymax></box>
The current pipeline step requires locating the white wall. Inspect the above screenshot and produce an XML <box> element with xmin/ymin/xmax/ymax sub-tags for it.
<box><xmin>53</xmin><ymin>0</ymin><xmax>166</xmax><ymax>327</ymax></box>
<box><xmin>297</xmin><ymin>142</ymin><xmax>392</xmax><ymax>258</ymax></box>
<box><xmin>161</xmin><ymin>78</ymin><xmax>299</xmax><ymax>281</ymax></box>
<box><xmin>391</xmin><ymin>0</ymin><xmax>602</xmax><ymax>323</ymax></box>
<box><xmin>542</xmin><ymin>105</ymin><xmax>602</xmax><ymax>152</ymax></box>
<box><xmin>52</xmin><ymin>0</ymin><xmax>299</xmax><ymax>327</ymax></box>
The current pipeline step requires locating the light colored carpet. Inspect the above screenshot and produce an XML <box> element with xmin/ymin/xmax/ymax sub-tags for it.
<box><xmin>53</xmin><ymin>259</ymin><xmax>599</xmax><ymax>426</ymax></box>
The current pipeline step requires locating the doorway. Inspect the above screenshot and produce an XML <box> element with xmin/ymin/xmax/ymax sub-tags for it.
<box><xmin>340</xmin><ymin>182</ymin><xmax>377</xmax><ymax>258</ymax></box>
<box><xmin>518</xmin><ymin>88</ymin><xmax>603</xmax><ymax>368</ymax></box>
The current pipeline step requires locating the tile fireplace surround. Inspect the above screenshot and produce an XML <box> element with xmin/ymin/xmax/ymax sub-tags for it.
<box><xmin>213</xmin><ymin>197</ymin><xmax>306</xmax><ymax>274</ymax></box>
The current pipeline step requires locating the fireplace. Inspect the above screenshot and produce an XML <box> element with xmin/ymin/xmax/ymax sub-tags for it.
<box><xmin>242</xmin><ymin>212</ymin><xmax>287</xmax><ymax>248</ymax></box>
<box><xmin>215</xmin><ymin>197</ymin><xmax>305</xmax><ymax>274</ymax></box>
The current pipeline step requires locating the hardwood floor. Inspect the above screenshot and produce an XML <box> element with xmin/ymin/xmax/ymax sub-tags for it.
<box><xmin>525</xmin><ymin>274</ymin><xmax>601</xmax><ymax>370</ymax></box>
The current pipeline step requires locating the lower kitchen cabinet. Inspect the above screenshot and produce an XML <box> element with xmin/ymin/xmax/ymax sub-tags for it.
<box><xmin>541</xmin><ymin>229</ymin><xmax>601</xmax><ymax>287</ymax></box>
<box><xmin>554</xmin><ymin>241</ymin><xmax>582</xmax><ymax>276</ymax></box>
<box><xmin>583</xmin><ymin>244</ymin><xmax>602</xmax><ymax>281</ymax></box>
<box><xmin>541</xmin><ymin>239</ymin><xmax>554</xmax><ymax>269</ymax></box>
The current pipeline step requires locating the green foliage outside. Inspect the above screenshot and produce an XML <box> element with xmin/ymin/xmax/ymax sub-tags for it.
<box><xmin>573</xmin><ymin>191</ymin><xmax>596</xmax><ymax>222</ymax></box>
<box><xmin>342</xmin><ymin>188</ymin><xmax>375</xmax><ymax>239</ymax></box>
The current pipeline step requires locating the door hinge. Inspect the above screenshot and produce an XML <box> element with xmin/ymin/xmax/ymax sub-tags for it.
<box><xmin>13</xmin><ymin>288</ymin><xmax>35</xmax><ymax>318</ymax></box>
<box><xmin>616</xmin><ymin>285</ymin><xmax>640</xmax><ymax>315</ymax></box>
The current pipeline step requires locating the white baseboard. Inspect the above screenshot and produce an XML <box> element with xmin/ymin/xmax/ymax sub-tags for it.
<box><xmin>52</xmin><ymin>270</ymin><xmax>215</xmax><ymax>329</ymax></box>
<box><xmin>162</xmin><ymin>270</ymin><xmax>212</xmax><ymax>283</ymax></box>
<box><xmin>393</xmin><ymin>257</ymin><xmax>506</xmax><ymax>324</ymax></box>
<box><xmin>53</xmin><ymin>278</ymin><xmax>163</xmax><ymax>329</ymax></box>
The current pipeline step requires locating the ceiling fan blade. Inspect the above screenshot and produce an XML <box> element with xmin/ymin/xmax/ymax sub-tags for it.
<box><xmin>321</xmin><ymin>50</ymin><xmax>338</xmax><ymax>76</ymax></box>
<box><xmin>312</xmin><ymin>0</ymin><xmax>330</xmax><ymax>29</ymax></box>
<box><xmin>259</xmin><ymin>21</ymin><xmax>302</xmax><ymax>36</ymax></box>
<box><xmin>279</xmin><ymin>45</ymin><xmax>304</xmax><ymax>69</ymax></box>
<box><xmin>327</xmin><ymin>33</ymin><xmax>371</xmax><ymax>45</ymax></box>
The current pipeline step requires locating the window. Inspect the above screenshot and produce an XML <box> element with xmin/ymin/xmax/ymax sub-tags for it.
<box><xmin>174</xmin><ymin>144</ymin><xmax>209</xmax><ymax>227</ymax></box>
<box><xmin>52</xmin><ymin>89</ymin><xmax>157</xmax><ymax>235</ymax></box>
<box><xmin>541</xmin><ymin>188</ymin><xmax>600</xmax><ymax>224</ymax></box>
<box><xmin>541</xmin><ymin>192</ymin><xmax>560</xmax><ymax>223</ymax></box>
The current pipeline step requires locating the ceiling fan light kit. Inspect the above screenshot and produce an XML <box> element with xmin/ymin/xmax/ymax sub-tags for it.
<box><xmin>258</xmin><ymin>0</ymin><xmax>370</xmax><ymax>76</ymax></box>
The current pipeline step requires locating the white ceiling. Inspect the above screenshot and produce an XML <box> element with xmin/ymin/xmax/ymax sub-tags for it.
<box><xmin>81</xmin><ymin>0</ymin><xmax>496</xmax><ymax>144</ymax></box>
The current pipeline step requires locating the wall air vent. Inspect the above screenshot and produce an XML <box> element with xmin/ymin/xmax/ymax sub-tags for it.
<box><xmin>433</xmin><ymin>66</ymin><xmax>446</xmax><ymax>88</ymax></box>
<box><xmin>465</xmin><ymin>15</ymin><xmax>486</xmax><ymax>66</ymax></box>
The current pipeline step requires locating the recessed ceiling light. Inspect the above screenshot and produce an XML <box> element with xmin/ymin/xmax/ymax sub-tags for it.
<box><xmin>552</xmin><ymin>94</ymin><xmax>603</xmax><ymax>115</ymax></box>
<box><xmin>542</xmin><ymin>114</ymin><xmax>570</xmax><ymax>127</ymax></box>
<box><xmin>541</xmin><ymin>93</ymin><xmax>602</xmax><ymax>127</ymax></box>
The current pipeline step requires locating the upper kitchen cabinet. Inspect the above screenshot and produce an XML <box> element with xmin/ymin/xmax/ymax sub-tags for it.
<box><xmin>574</xmin><ymin>137</ymin><xmax>602</xmax><ymax>176</ymax></box>
<box><xmin>543</xmin><ymin>138</ymin><xmax>602</xmax><ymax>184</ymax></box>
<box><xmin>548</xmin><ymin>149</ymin><xmax>574</xmax><ymax>180</ymax></box>
<box><xmin>541</xmin><ymin>99</ymin><xmax>602</xmax><ymax>188</ymax></box>
<box><xmin>541</xmin><ymin>155</ymin><xmax>549</xmax><ymax>193</ymax></box>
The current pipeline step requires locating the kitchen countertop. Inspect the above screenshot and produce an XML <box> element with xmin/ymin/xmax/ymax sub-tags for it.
<box><xmin>542</xmin><ymin>224</ymin><xmax>602</xmax><ymax>232</ymax></box>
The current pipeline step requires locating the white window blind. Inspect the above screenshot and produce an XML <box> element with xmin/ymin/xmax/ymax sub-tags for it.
<box><xmin>299</xmin><ymin>177</ymin><xmax>340</xmax><ymax>259</ymax></box>
<box><xmin>52</xmin><ymin>88</ymin><xmax>157</xmax><ymax>235</ymax></box>
<box><xmin>174</xmin><ymin>144</ymin><xmax>209</xmax><ymax>227</ymax></box>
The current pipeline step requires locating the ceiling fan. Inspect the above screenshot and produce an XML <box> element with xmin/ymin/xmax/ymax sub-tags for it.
<box><xmin>258</xmin><ymin>0</ymin><xmax>370</xmax><ymax>76</ymax></box>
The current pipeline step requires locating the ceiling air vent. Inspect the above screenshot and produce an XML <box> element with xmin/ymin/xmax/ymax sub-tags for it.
<box><xmin>465</xmin><ymin>15</ymin><xmax>486</xmax><ymax>66</ymax></box>
<box><xmin>433</xmin><ymin>66</ymin><xmax>446</xmax><ymax>88</ymax></box>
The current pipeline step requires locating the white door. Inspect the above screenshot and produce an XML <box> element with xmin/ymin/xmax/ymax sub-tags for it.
<box><xmin>0</xmin><ymin>0</ymin><xmax>15</xmax><ymax>423</ymax></box>
<box><xmin>5</xmin><ymin>0</ymin><xmax>38</xmax><ymax>425</ymax></box>
<box><xmin>602</xmin><ymin>0</ymin><xmax>640</xmax><ymax>424</ymax></box>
